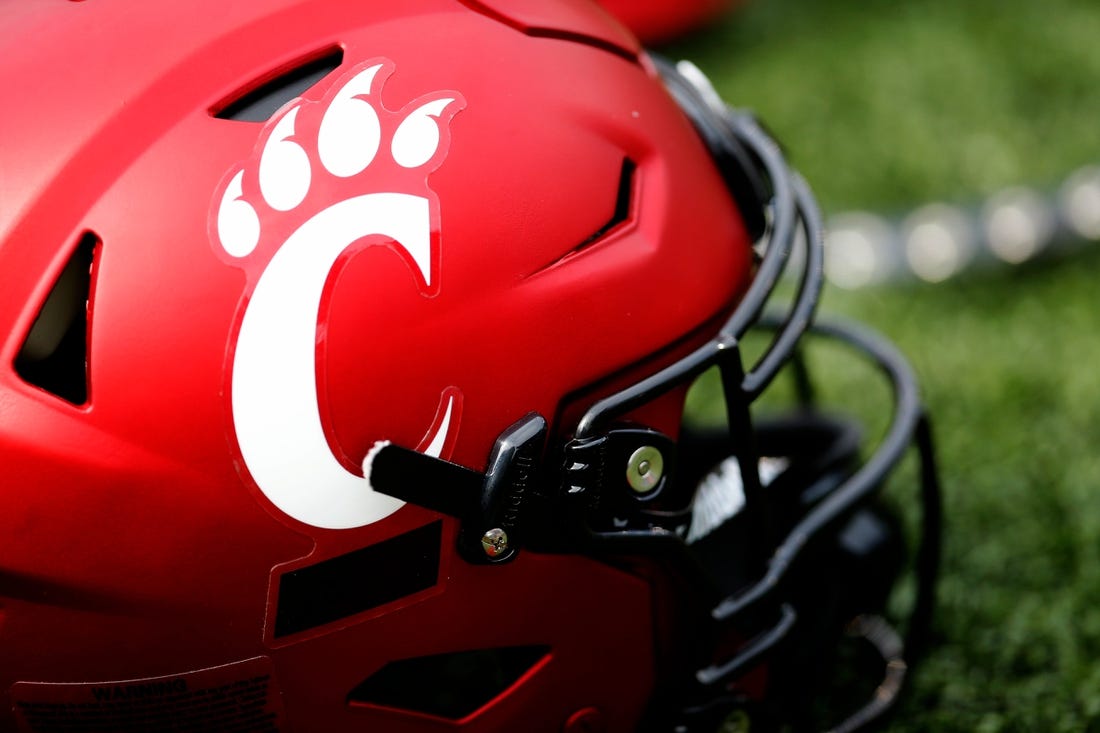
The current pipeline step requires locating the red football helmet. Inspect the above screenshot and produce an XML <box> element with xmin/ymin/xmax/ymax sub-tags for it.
<box><xmin>0</xmin><ymin>2</ymin><xmax>940</xmax><ymax>732</ymax></box>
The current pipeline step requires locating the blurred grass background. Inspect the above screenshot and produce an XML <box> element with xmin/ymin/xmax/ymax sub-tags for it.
<box><xmin>661</xmin><ymin>1</ymin><xmax>1100</xmax><ymax>730</ymax></box>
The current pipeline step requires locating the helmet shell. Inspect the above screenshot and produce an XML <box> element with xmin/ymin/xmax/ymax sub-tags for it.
<box><xmin>0</xmin><ymin>1</ymin><xmax>751</xmax><ymax>731</ymax></box>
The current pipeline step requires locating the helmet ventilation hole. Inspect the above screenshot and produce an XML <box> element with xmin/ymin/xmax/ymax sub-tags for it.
<box><xmin>577</xmin><ymin>157</ymin><xmax>636</xmax><ymax>250</ymax></box>
<box><xmin>347</xmin><ymin>646</ymin><xmax>550</xmax><ymax>720</ymax></box>
<box><xmin>213</xmin><ymin>49</ymin><xmax>344</xmax><ymax>122</ymax></box>
<box><xmin>273</xmin><ymin>521</ymin><xmax>443</xmax><ymax>639</ymax></box>
<box><xmin>537</xmin><ymin>157</ymin><xmax>636</xmax><ymax>274</ymax></box>
<box><xmin>15</xmin><ymin>232</ymin><xmax>98</xmax><ymax>404</ymax></box>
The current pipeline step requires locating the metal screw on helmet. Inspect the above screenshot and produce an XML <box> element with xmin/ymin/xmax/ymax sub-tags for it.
<box><xmin>481</xmin><ymin>527</ymin><xmax>509</xmax><ymax>558</ymax></box>
<box><xmin>626</xmin><ymin>445</ymin><xmax>664</xmax><ymax>493</ymax></box>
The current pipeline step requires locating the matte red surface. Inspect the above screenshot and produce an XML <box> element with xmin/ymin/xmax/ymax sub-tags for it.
<box><xmin>0</xmin><ymin>1</ymin><xmax>752</xmax><ymax>731</ymax></box>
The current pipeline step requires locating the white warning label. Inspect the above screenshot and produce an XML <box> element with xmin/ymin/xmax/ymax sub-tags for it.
<box><xmin>11</xmin><ymin>656</ymin><xmax>284</xmax><ymax>733</ymax></box>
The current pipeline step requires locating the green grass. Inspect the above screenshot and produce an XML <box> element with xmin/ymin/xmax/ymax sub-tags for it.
<box><xmin>826</xmin><ymin>258</ymin><xmax>1100</xmax><ymax>732</ymax></box>
<box><xmin>667</xmin><ymin>0</ymin><xmax>1100</xmax><ymax>213</ymax></box>
<box><xmin>664</xmin><ymin>1</ymin><xmax>1100</xmax><ymax>730</ymax></box>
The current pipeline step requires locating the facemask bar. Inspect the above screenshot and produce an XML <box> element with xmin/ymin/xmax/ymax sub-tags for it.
<box><xmin>568</xmin><ymin>60</ymin><xmax>942</xmax><ymax>731</ymax></box>
<box><xmin>572</xmin><ymin>59</ymin><xmax>825</xmax><ymax>580</ymax></box>
<box><xmin>671</xmin><ymin>318</ymin><xmax>943</xmax><ymax>731</ymax></box>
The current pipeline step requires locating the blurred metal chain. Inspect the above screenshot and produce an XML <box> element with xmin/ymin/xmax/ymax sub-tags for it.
<box><xmin>821</xmin><ymin>165</ymin><xmax>1100</xmax><ymax>288</ymax></box>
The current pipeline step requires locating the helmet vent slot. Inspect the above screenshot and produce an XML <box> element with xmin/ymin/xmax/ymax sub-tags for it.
<box><xmin>577</xmin><ymin>156</ymin><xmax>635</xmax><ymax>251</ymax></box>
<box><xmin>273</xmin><ymin>520</ymin><xmax>442</xmax><ymax>639</ymax></box>
<box><xmin>347</xmin><ymin>645</ymin><xmax>550</xmax><ymax>720</ymax></box>
<box><xmin>15</xmin><ymin>232</ymin><xmax>98</xmax><ymax>404</ymax></box>
<box><xmin>213</xmin><ymin>49</ymin><xmax>344</xmax><ymax>122</ymax></box>
<box><xmin>536</xmin><ymin>157</ymin><xmax>636</xmax><ymax>275</ymax></box>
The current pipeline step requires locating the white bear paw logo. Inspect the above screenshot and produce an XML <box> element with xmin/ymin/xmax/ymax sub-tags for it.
<box><xmin>214</xmin><ymin>59</ymin><xmax>463</xmax><ymax>288</ymax></box>
<box><xmin>210</xmin><ymin>59</ymin><xmax>465</xmax><ymax>530</ymax></box>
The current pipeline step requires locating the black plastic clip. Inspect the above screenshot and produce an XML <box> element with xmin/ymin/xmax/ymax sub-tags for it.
<box><xmin>367</xmin><ymin>414</ymin><xmax>548</xmax><ymax>565</ymax></box>
<box><xmin>456</xmin><ymin>414</ymin><xmax>547</xmax><ymax>564</ymax></box>
<box><xmin>562</xmin><ymin>428</ymin><xmax>677</xmax><ymax>517</ymax></box>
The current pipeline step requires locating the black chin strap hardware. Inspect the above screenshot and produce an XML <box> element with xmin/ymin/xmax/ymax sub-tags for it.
<box><xmin>368</xmin><ymin>414</ymin><xmax>548</xmax><ymax>564</ymax></box>
<box><xmin>368</xmin><ymin>416</ymin><xmax>681</xmax><ymax>562</ymax></box>
<box><xmin>562</xmin><ymin>427</ymin><xmax>678</xmax><ymax>522</ymax></box>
